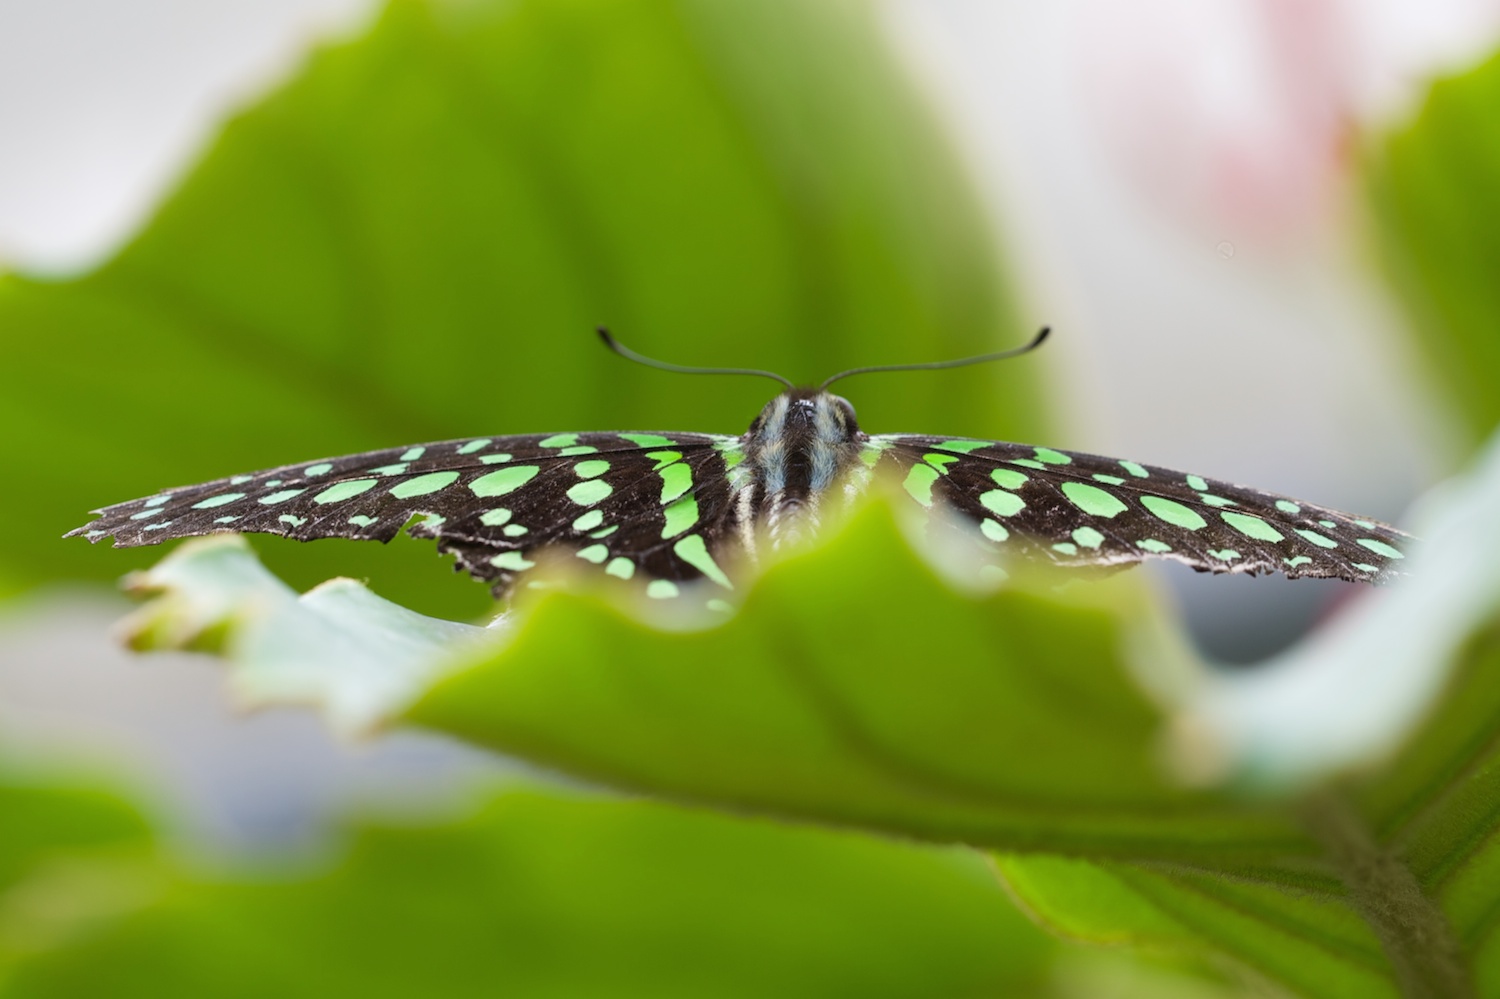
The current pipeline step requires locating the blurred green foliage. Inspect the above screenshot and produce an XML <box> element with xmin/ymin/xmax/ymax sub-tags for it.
<box><xmin>1368</xmin><ymin>49</ymin><xmax>1500</xmax><ymax>451</ymax></box>
<box><xmin>0</xmin><ymin>0</ymin><xmax>1040</xmax><ymax>619</ymax></box>
<box><xmin>3</xmin><ymin>789</ymin><xmax>1055</xmax><ymax>999</ymax></box>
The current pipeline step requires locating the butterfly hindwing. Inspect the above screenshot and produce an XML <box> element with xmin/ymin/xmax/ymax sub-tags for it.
<box><xmin>68</xmin><ymin>432</ymin><xmax>744</xmax><ymax>597</ymax></box>
<box><xmin>868</xmin><ymin>435</ymin><xmax>1412</xmax><ymax>583</ymax></box>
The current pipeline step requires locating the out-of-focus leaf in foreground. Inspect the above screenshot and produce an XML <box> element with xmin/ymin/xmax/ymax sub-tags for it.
<box><xmin>116</xmin><ymin>534</ymin><xmax>495</xmax><ymax>735</ymax></box>
<box><xmin>403</xmin><ymin>469</ymin><xmax>1500</xmax><ymax>997</ymax></box>
<box><xmin>115</xmin><ymin>476</ymin><xmax>1500</xmax><ymax>995</ymax></box>
<box><xmin>0</xmin><ymin>778</ymin><xmax>153</xmax><ymax>980</ymax></box>
<box><xmin>4</xmin><ymin>0</ymin><xmax>1036</xmax><ymax>618</ymax></box>
<box><xmin>2</xmin><ymin>788</ymin><xmax>1058</xmax><ymax>999</ymax></box>
<box><xmin>410</xmin><ymin>500</ymin><xmax>1313</xmax><ymax>858</ymax></box>
<box><xmin>1368</xmin><ymin>49</ymin><xmax>1500</xmax><ymax>449</ymax></box>
<box><xmin>115</xmin><ymin>457</ymin><xmax>1500</xmax><ymax>995</ymax></box>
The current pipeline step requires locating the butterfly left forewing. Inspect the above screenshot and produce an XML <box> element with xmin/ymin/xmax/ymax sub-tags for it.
<box><xmin>868</xmin><ymin>435</ymin><xmax>1412</xmax><ymax>583</ymax></box>
<box><xmin>69</xmin><ymin>431</ymin><xmax>744</xmax><ymax>599</ymax></box>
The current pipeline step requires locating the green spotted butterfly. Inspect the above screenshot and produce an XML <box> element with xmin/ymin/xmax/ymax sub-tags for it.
<box><xmin>68</xmin><ymin>329</ymin><xmax>1411</xmax><ymax>599</ymax></box>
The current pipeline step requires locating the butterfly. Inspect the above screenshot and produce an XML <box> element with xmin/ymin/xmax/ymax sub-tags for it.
<box><xmin>67</xmin><ymin>329</ymin><xmax>1412</xmax><ymax>600</ymax></box>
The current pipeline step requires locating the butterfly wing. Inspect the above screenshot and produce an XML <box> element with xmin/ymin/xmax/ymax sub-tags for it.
<box><xmin>68</xmin><ymin>432</ymin><xmax>747</xmax><ymax>598</ymax></box>
<box><xmin>868</xmin><ymin>435</ymin><xmax>1412</xmax><ymax>583</ymax></box>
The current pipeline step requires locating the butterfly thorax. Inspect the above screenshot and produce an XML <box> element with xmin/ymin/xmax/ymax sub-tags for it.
<box><xmin>737</xmin><ymin>389</ymin><xmax>866</xmax><ymax>550</ymax></box>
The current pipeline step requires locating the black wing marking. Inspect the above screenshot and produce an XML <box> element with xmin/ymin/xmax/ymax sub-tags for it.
<box><xmin>869</xmin><ymin>435</ymin><xmax>1413</xmax><ymax>583</ymax></box>
<box><xmin>68</xmin><ymin>432</ymin><xmax>745</xmax><ymax>599</ymax></box>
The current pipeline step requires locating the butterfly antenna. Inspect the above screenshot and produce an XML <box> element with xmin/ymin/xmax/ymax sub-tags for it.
<box><xmin>818</xmin><ymin>326</ymin><xmax>1051</xmax><ymax>391</ymax></box>
<box><xmin>597</xmin><ymin>327</ymin><xmax>795</xmax><ymax>389</ymax></box>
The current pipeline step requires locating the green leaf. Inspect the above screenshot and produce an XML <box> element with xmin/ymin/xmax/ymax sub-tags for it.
<box><xmin>6</xmin><ymin>0</ymin><xmax>1037</xmax><ymax>616</ymax></box>
<box><xmin>3</xmin><ymin>788</ymin><xmax>1058</xmax><ymax>999</ymax></box>
<box><xmin>410</xmin><ymin>498</ymin><xmax>1306</xmax><ymax>859</ymax></box>
<box><xmin>1367</xmin><ymin>49</ymin><xmax>1500</xmax><ymax>448</ymax></box>
<box><xmin>114</xmin><ymin>534</ymin><xmax>493</xmax><ymax>734</ymax></box>
<box><xmin>0</xmin><ymin>776</ymin><xmax>154</xmax><ymax>980</ymax></box>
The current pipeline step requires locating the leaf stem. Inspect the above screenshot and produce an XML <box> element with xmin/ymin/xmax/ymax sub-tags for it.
<box><xmin>1300</xmin><ymin>790</ymin><xmax>1472</xmax><ymax>999</ymax></box>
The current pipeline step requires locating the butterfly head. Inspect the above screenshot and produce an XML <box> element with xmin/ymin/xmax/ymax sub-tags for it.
<box><xmin>746</xmin><ymin>388</ymin><xmax>861</xmax><ymax>450</ymax></box>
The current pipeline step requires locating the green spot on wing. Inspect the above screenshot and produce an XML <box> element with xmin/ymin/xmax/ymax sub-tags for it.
<box><xmin>1008</xmin><ymin>459</ymin><xmax>1045</xmax><ymax>470</ymax></box>
<box><xmin>1284</xmin><ymin>555</ymin><xmax>1312</xmax><ymax>567</ymax></box>
<box><xmin>673</xmin><ymin>534</ymin><xmax>733</xmax><ymax>588</ymax></box>
<box><xmin>502</xmin><ymin>524</ymin><xmax>527</xmax><ymax>537</ymax></box>
<box><xmin>646</xmin><ymin>450</ymin><xmax>682</xmax><ymax>470</ymax></box>
<box><xmin>1136</xmin><ymin>539</ymin><xmax>1172</xmax><ymax>553</ymax></box>
<box><xmin>1060</xmin><ymin>482</ymin><xmax>1127</xmax><ymax>518</ymax></box>
<box><xmin>990</xmin><ymin>468</ymin><xmax>1027</xmax><ymax>490</ymax></box>
<box><xmin>567</xmin><ymin>479</ymin><xmax>613</xmax><ymax>506</ymax></box>
<box><xmin>480</xmin><ymin>508</ymin><xmax>512</xmax><ymax>526</ymax></box>
<box><xmin>1091</xmin><ymin>474</ymin><xmax>1125</xmax><ymax>486</ymax></box>
<box><xmin>659</xmin><ymin>463</ymin><xmax>694</xmax><ymax>503</ymax></box>
<box><xmin>661</xmin><ymin>495</ymin><xmax>698</xmax><ymax>538</ymax></box>
<box><xmin>903</xmin><ymin>464</ymin><xmax>940</xmax><ymax>507</ymax></box>
<box><xmin>646</xmin><ymin>579</ymin><xmax>680</xmax><ymax>599</ymax></box>
<box><xmin>1221</xmin><ymin>511</ymin><xmax>1284</xmax><ymax>542</ymax></box>
<box><xmin>1209</xmin><ymin>549</ymin><xmax>1241</xmax><ymax>561</ymax></box>
<box><xmin>559</xmin><ymin>446</ymin><xmax>598</xmax><ymax>456</ymax></box>
<box><xmin>1072</xmin><ymin>527</ymin><xmax>1105</xmax><ymax>549</ymax></box>
<box><xmin>980</xmin><ymin>489</ymin><xmax>1024</xmax><ymax>517</ymax></box>
<box><xmin>1275</xmin><ymin>500</ymin><xmax>1301</xmax><ymax>514</ymax></box>
<box><xmin>456</xmin><ymin>440</ymin><xmax>489</xmax><ymax>455</ymax></box>
<box><xmin>1295</xmin><ymin>529</ymin><xmax>1339</xmax><ymax>550</ymax></box>
<box><xmin>1119</xmin><ymin>461</ymin><xmax>1149</xmax><ymax>478</ymax></box>
<box><xmin>576</xmin><ymin>544</ymin><xmax>609</xmax><ymax>564</ymax></box>
<box><xmin>980</xmin><ymin>519</ymin><xmax>1009</xmax><ymax>542</ymax></box>
<box><xmin>1140</xmin><ymin>495</ymin><xmax>1206</xmax><ymax>530</ymax></box>
<box><xmin>314</xmin><ymin>479</ymin><xmax>377</xmax><ymax>504</ymax></box>
<box><xmin>573</xmin><ymin>460</ymin><xmax>611</xmax><ymax>479</ymax></box>
<box><xmin>1033</xmin><ymin>447</ymin><xmax>1071</xmax><ymax>465</ymax></box>
<box><xmin>935</xmin><ymin>440</ymin><xmax>991</xmax><ymax>454</ymax></box>
<box><xmin>572</xmin><ymin>510</ymin><xmax>603</xmax><ymax>531</ymax></box>
<box><xmin>1052</xmin><ymin>542</ymin><xmax>1078</xmax><ymax>555</ymax></box>
<box><xmin>1198</xmin><ymin>494</ymin><xmax>1237</xmax><ymax>507</ymax></box>
<box><xmin>369</xmin><ymin>463</ymin><xmax>410</xmax><ymax>476</ymax></box>
<box><xmin>716</xmin><ymin>443</ymin><xmax>745</xmax><ymax>470</ymax></box>
<box><xmin>490</xmin><ymin>551</ymin><xmax>534</xmax><ymax>571</ymax></box>
<box><xmin>348</xmin><ymin>515</ymin><xmax>377</xmax><ymax>528</ymax></box>
<box><xmin>302</xmin><ymin>463</ymin><xmax>333</xmax><ymax>476</ymax></box>
<box><xmin>479</xmin><ymin>454</ymin><xmax>513</xmax><ymax>465</ymax></box>
<box><xmin>259</xmin><ymin>488</ymin><xmax>307</xmax><ymax>505</ymax></box>
<box><xmin>471</xmin><ymin>466</ymin><xmax>539</xmax><ymax>498</ymax></box>
<box><xmin>278</xmin><ymin>514</ymin><xmax>307</xmax><ymax>527</ymax></box>
<box><xmin>620</xmin><ymin>433</ymin><xmax>674</xmax><ymax>447</ymax></box>
<box><xmin>539</xmin><ymin>434</ymin><xmax>578</xmax><ymax>448</ymax></box>
<box><xmin>1357</xmin><ymin>538</ymin><xmax>1405</xmax><ymax>560</ymax></box>
<box><xmin>390</xmin><ymin>471</ymin><xmax>460</xmax><ymax>498</ymax></box>
<box><xmin>605</xmin><ymin>557</ymin><xmax>635</xmax><ymax>580</ymax></box>
<box><xmin>923</xmin><ymin>453</ymin><xmax>959</xmax><ymax>472</ymax></box>
<box><xmin>1186</xmin><ymin>475</ymin><xmax>1208</xmax><ymax>491</ymax></box>
<box><xmin>192</xmin><ymin>492</ymin><xmax>245</xmax><ymax>509</ymax></box>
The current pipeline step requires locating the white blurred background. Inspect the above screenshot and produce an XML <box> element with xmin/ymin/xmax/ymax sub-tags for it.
<box><xmin>2</xmin><ymin>0</ymin><xmax>1498</xmax><ymax>847</ymax></box>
